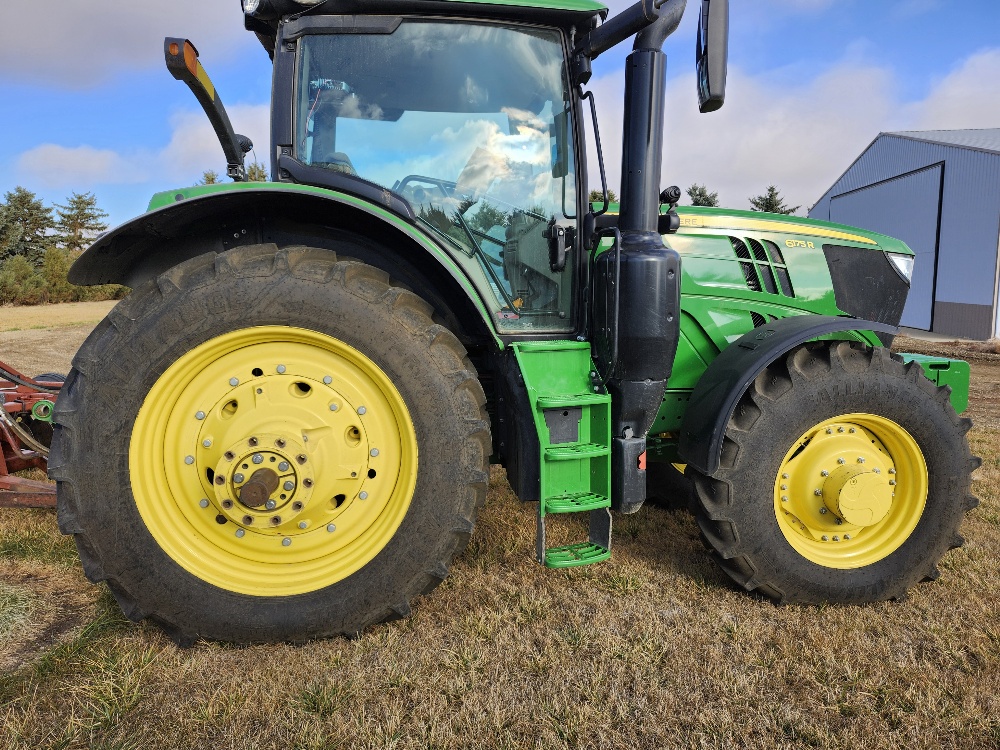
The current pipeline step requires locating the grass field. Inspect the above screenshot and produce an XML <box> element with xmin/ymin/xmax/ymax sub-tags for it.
<box><xmin>1</xmin><ymin>307</ymin><xmax>998</xmax><ymax>749</ymax></box>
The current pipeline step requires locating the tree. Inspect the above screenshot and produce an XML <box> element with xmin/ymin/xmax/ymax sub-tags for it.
<box><xmin>588</xmin><ymin>188</ymin><xmax>618</xmax><ymax>204</ymax></box>
<box><xmin>54</xmin><ymin>192</ymin><xmax>109</xmax><ymax>253</ymax></box>
<box><xmin>686</xmin><ymin>183</ymin><xmax>719</xmax><ymax>207</ymax></box>
<box><xmin>247</xmin><ymin>162</ymin><xmax>268</xmax><ymax>182</ymax></box>
<box><xmin>748</xmin><ymin>185</ymin><xmax>800</xmax><ymax>215</ymax></box>
<box><xmin>0</xmin><ymin>186</ymin><xmax>55</xmax><ymax>264</ymax></box>
<box><xmin>200</xmin><ymin>170</ymin><xmax>220</xmax><ymax>185</ymax></box>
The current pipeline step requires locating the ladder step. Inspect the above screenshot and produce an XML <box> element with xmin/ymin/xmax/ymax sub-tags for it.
<box><xmin>537</xmin><ymin>393</ymin><xmax>609</xmax><ymax>408</ymax></box>
<box><xmin>544</xmin><ymin>542</ymin><xmax>611</xmax><ymax>568</ymax></box>
<box><xmin>544</xmin><ymin>492</ymin><xmax>610</xmax><ymax>514</ymax></box>
<box><xmin>544</xmin><ymin>443</ymin><xmax>609</xmax><ymax>461</ymax></box>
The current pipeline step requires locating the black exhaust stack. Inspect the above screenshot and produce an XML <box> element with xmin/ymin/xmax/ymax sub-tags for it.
<box><xmin>592</xmin><ymin>1</ymin><xmax>686</xmax><ymax>513</ymax></box>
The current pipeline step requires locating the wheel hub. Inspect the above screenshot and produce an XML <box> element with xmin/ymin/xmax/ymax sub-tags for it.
<box><xmin>822</xmin><ymin>464</ymin><xmax>893</xmax><ymax>526</ymax></box>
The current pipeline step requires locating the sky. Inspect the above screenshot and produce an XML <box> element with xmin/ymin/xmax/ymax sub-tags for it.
<box><xmin>1</xmin><ymin>0</ymin><xmax>999</xmax><ymax>227</ymax></box>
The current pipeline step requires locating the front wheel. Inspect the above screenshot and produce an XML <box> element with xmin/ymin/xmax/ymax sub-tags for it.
<box><xmin>691</xmin><ymin>341</ymin><xmax>979</xmax><ymax>604</ymax></box>
<box><xmin>51</xmin><ymin>245</ymin><xmax>491</xmax><ymax>643</ymax></box>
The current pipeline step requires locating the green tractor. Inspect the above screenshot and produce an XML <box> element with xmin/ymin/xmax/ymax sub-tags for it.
<box><xmin>52</xmin><ymin>0</ymin><xmax>979</xmax><ymax>644</ymax></box>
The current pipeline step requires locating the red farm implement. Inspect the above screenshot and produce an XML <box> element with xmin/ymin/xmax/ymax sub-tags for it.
<box><xmin>0</xmin><ymin>362</ymin><xmax>61</xmax><ymax>509</ymax></box>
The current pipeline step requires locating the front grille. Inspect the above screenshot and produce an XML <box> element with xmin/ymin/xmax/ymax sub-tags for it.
<box><xmin>823</xmin><ymin>244</ymin><xmax>908</xmax><ymax>344</ymax></box>
<box><xmin>729</xmin><ymin>236</ymin><xmax>794</xmax><ymax>298</ymax></box>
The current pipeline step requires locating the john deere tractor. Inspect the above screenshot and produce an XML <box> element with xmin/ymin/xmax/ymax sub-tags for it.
<box><xmin>52</xmin><ymin>0</ymin><xmax>978</xmax><ymax>644</ymax></box>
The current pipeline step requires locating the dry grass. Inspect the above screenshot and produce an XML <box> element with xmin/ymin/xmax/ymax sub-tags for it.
<box><xmin>0</xmin><ymin>314</ymin><xmax>998</xmax><ymax>749</ymax></box>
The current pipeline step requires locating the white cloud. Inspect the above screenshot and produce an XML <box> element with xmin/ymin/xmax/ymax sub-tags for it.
<box><xmin>587</xmin><ymin>47</ymin><xmax>1000</xmax><ymax>213</ymax></box>
<box><xmin>0</xmin><ymin>1</ymin><xmax>253</xmax><ymax>88</ymax></box>
<box><xmin>15</xmin><ymin>104</ymin><xmax>270</xmax><ymax>189</ymax></box>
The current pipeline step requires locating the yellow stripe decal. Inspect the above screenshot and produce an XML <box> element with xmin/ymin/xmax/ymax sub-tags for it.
<box><xmin>678</xmin><ymin>215</ymin><xmax>878</xmax><ymax>245</ymax></box>
<box><xmin>195</xmin><ymin>61</ymin><xmax>216</xmax><ymax>100</ymax></box>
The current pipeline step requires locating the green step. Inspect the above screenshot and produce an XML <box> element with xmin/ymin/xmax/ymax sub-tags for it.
<box><xmin>536</xmin><ymin>393</ymin><xmax>609</xmax><ymax>409</ymax></box>
<box><xmin>544</xmin><ymin>443</ymin><xmax>609</xmax><ymax>461</ymax></box>
<box><xmin>544</xmin><ymin>542</ymin><xmax>611</xmax><ymax>568</ymax></box>
<box><xmin>543</xmin><ymin>491</ymin><xmax>610</xmax><ymax>514</ymax></box>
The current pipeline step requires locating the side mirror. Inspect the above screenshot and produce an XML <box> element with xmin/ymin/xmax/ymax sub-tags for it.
<box><xmin>696</xmin><ymin>0</ymin><xmax>729</xmax><ymax>113</ymax></box>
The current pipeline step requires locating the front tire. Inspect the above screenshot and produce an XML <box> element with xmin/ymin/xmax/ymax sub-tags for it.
<box><xmin>51</xmin><ymin>245</ymin><xmax>491</xmax><ymax>643</ymax></box>
<box><xmin>691</xmin><ymin>341</ymin><xmax>979</xmax><ymax>604</ymax></box>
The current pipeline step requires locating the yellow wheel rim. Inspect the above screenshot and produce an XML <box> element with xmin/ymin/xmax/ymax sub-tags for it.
<box><xmin>129</xmin><ymin>326</ymin><xmax>417</xmax><ymax>596</ymax></box>
<box><xmin>773</xmin><ymin>413</ymin><xmax>927</xmax><ymax>569</ymax></box>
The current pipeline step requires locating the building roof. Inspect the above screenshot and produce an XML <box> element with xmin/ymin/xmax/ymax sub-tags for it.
<box><xmin>885</xmin><ymin>128</ymin><xmax>1000</xmax><ymax>156</ymax></box>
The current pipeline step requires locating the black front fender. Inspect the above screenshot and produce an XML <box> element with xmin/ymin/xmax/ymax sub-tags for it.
<box><xmin>678</xmin><ymin>315</ymin><xmax>897</xmax><ymax>475</ymax></box>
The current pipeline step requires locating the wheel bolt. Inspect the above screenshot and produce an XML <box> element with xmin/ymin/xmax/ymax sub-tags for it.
<box><xmin>329</xmin><ymin>403</ymin><xmax>339</xmax><ymax>411</ymax></box>
<box><xmin>199</xmin><ymin>499</ymin><xmax>209</xmax><ymax>508</ymax></box>
<box><xmin>819</xmin><ymin>507</ymin><xmax>828</xmax><ymax>514</ymax></box>
<box><xmin>889</xmin><ymin>469</ymin><xmax>896</xmax><ymax>474</ymax></box>
<box><xmin>826</xmin><ymin>428</ymin><xmax>833</xmax><ymax>434</ymax></box>
<box><xmin>781</xmin><ymin>496</ymin><xmax>788</xmax><ymax>502</ymax></box>
<box><xmin>278</xmin><ymin>462</ymin><xmax>290</xmax><ymax>472</ymax></box>
<box><xmin>814</xmin><ymin>489</ymin><xmax>823</xmax><ymax>496</ymax></box>
<box><xmin>889</xmin><ymin>480</ymin><xmax>897</xmax><ymax>486</ymax></box>
<box><xmin>236</xmin><ymin>529</ymin><xmax>245</xmax><ymax>538</ymax></box>
<box><xmin>822</xmin><ymin>535</ymin><xmax>829</xmax><ymax>541</ymax></box>
<box><xmin>782</xmin><ymin>473</ymin><xmax>789</xmax><ymax>479</ymax></box>
<box><xmin>298</xmin><ymin>521</ymin><xmax>308</xmax><ymax>529</ymax></box>
<box><xmin>821</xmin><ymin>470</ymin><xmax>829</xmax><ymax>477</ymax></box>
<box><xmin>265</xmin><ymin>500</ymin><xmax>277</xmax><ymax>510</ymax></box>
<box><xmin>837</xmin><ymin>427</ymin><xmax>845</xmax><ymax>433</ymax></box>
<box><xmin>359</xmin><ymin>491</ymin><xmax>369</xmax><ymax>500</ymax></box>
<box><xmin>857</xmin><ymin>457</ymin><xmax>865</xmax><ymax>463</ymax></box>
<box><xmin>780</xmin><ymin>484</ymin><xmax>787</xmax><ymax>491</ymax></box>
<box><xmin>282</xmin><ymin>538</ymin><xmax>291</xmax><ymax>546</ymax></box>
<box><xmin>844</xmin><ymin>534</ymin><xmax>851</xmax><ymax>540</ymax></box>
<box><xmin>833</xmin><ymin>536</ymin><xmax>840</xmax><ymax>542</ymax></box>
<box><xmin>849</xmin><ymin>428</ymin><xmax>856</xmax><ymax>433</ymax></box>
<box><xmin>874</xmin><ymin>468</ymin><xmax>881</xmax><ymax>474</ymax></box>
<box><xmin>195</xmin><ymin>411</ymin><xmax>206</xmax><ymax>420</ymax></box>
<box><xmin>327</xmin><ymin>524</ymin><xmax>336</xmax><ymax>533</ymax></box>
<box><xmin>323</xmin><ymin>376</ymin><xmax>333</xmax><ymax>385</ymax></box>
<box><xmin>234</xmin><ymin>473</ymin><xmax>245</xmax><ymax>483</ymax></box>
<box><xmin>370</xmin><ymin>448</ymin><xmax>380</xmax><ymax>457</ymax></box>
<box><xmin>835</xmin><ymin>518</ymin><xmax>842</xmax><ymax>525</ymax></box>
<box><xmin>203</xmin><ymin>439</ymin><xmax>212</xmax><ymax>448</ymax></box>
<box><xmin>230</xmin><ymin>377</ymin><xmax>239</xmax><ymax>387</ymax></box>
<box><xmin>185</xmin><ymin>456</ymin><xmax>195</xmax><ymax>465</ymax></box>
<box><xmin>283</xmin><ymin>481</ymin><xmax>294</xmax><ymax>491</ymax></box>
<box><xmin>357</xmin><ymin>406</ymin><xmax>367</xmax><ymax>415</ymax></box>
<box><xmin>837</xmin><ymin>458</ymin><xmax>846</xmax><ymax>465</ymax></box>
<box><xmin>252</xmin><ymin>454</ymin><xmax>264</xmax><ymax>464</ymax></box>
<box><xmin>277</xmin><ymin>365</ymin><xmax>286</xmax><ymax>374</ymax></box>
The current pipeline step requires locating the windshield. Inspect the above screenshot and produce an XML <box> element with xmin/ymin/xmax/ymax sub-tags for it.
<box><xmin>295</xmin><ymin>21</ymin><xmax>579</xmax><ymax>332</ymax></box>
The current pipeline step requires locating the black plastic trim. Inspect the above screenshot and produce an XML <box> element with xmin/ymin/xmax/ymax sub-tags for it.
<box><xmin>678</xmin><ymin>315</ymin><xmax>897</xmax><ymax>475</ymax></box>
<box><xmin>284</xmin><ymin>15</ymin><xmax>403</xmax><ymax>38</ymax></box>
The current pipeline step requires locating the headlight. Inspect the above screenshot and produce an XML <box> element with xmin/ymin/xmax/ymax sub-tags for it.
<box><xmin>886</xmin><ymin>252</ymin><xmax>914</xmax><ymax>284</ymax></box>
<box><xmin>242</xmin><ymin>0</ymin><xmax>261</xmax><ymax>14</ymax></box>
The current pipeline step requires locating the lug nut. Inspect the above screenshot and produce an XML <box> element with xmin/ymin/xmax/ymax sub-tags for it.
<box><xmin>329</xmin><ymin>403</ymin><xmax>339</xmax><ymax>411</ymax></box>
<box><xmin>252</xmin><ymin>454</ymin><xmax>264</xmax><ymax>465</ymax></box>
<box><xmin>857</xmin><ymin>457</ymin><xmax>865</xmax><ymax>463</ymax></box>
<box><xmin>838</xmin><ymin>427</ymin><xmax>845</xmax><ymax>433</ymax></box>
<box><xmin>849</xmin><ymin>428</ymin><xmax>856</xmax><ymax>433</ymax></box>
<box><xmin>780</xmin><ymin>484</ymin><xmax>787</xmax><ymax>491</ymax></box>
<box><xmin>298</xmin><ymin>521</ymin><xmax>308</xmax><ymax>529</ymax></box>
<box><xmin>185</xmin><ymin>455</ymin><xmax>195</xmax><ymax>465</ymax></box>
<box><xmin>819</xmin><ymin>507</ymin><xmax>828</xmax><ymax>514</ymax></box>
<box><xmin>357</xmin><ymin>406</ymin><xmax>367</xmax><ymax>415</ymax></box>
<box><xmin>265</xmin><ymin>500</ymin><xmax>277</xmax><ymax>510</ymax></box>
<box><xmin>195</xmin><ymin>411</ymin><xmax>206</xmax><ymax>420</ymax></box>
<box><xmin>235</xmin><ymin>529</ymin><xmax>245</xmax><ymax>538</ymax></box>
<box><xmin>833</xmin><ymin>536</ymin><xmax>840</xmax><ymax>542</ymax></box>
<box><xmin>234</xmin><ymin>473</ymin><xmax>245</xmax><ymax>483</ymax></box>
<box><xmin>814</xmin><ymin>489</ymin><xmax>823</xmax><ymax>496</ymax></box>
<box><xmin>283</xmin><ymin>481</ymin><xmax>294</xmax><ymax>491</ymax></box>
<box><xmin>229</xmin><ymin>377</ymin><xmax>239</xmax><ymax>387</ymax></box>
<box><xmin>844</xmin><ymin>534</ymin><xmax>851</xmax><ymax>540</ymax></box>
<box><xmin>889</xmin><ymin>469</ymin><xmax>896</xmax><ymax>474</ymax></box>
<box><xmin>203</xmin><ymin>439</ymin><xmax>212</xmax><ymax>448</ymax></box>
<box><xmin>282</xmin><ymin>538</ymin><xmax>291</xmax><ymax>546</ymax></box>
<box><xmin>821</xmin><ymin>470</ymin><xmax>829</xmax><ymax>477</ymax></box>
<box><xmin>889</xmin><ymin>480</ymin><xmax>897</xmax><ymax>486</ymax></box>
<box><xmin>327</xmin><ymin>524</ymin><xmax>336</xmax><ymax>533</ymax></box>
<box><xmin>826</xmin><ymin>428</ymin><xmax>833</xmax><ymax>434</ymax></box>
<box><xmin>874</xmin><ymin>468</ymin><xmax>881</xmax><ymax>474</ymax></box>
<box><xmin>277</xmin><ymin>365</ymin><xmax>286</xmax><ymax>374</ymax></box>
<box><xmin>278</xmin><ymin>462</ymin><xmax>290</xmax><ymax>472</ymax></box>
<box><xmin>782</xmin><ymin>473</ymin><xmax>789</xmax><ymax>479</ymax></box>
<box><xmin>822</xmin><ymin>535</ymin><xmax>829</xmax><ymax>541</ymax></box>
<box><xmin>835</xmin><ymin>518</ymin><xmax>843</xmax><ymax>525</ymax></box>
<box><xmin>781</xmin><ymin>496</ymin><xmax>788</xmax><ymax>502</ymax></box>
<box><xmin>359</xmin><ymin>491</ymin><xmax>369</xmax><ymax>500</ymax></box>
<box><xmin>837</xmin><ymin>458</ymin><xmax>846</xmax><ymax>465</ymax></box>
<box><xmin>370</xmin><ymin>448</ymin><xmax>380</xmax><ymax>457</ymax></box>
<box><xmin>199</xmin><ymin>499</ymin><xmax>209</xmax><ymax>508</ymax></box>
<box><xmin>323</xmin><ymin>376</ymin><xmax>333</xmax><ymax>385</ymax></box>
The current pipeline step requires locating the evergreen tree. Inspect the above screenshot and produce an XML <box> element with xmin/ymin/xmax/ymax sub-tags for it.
<box><xmin>588</xmin><ymin>188</ymin><xmax>618</xmax><ymax>204</ymax></box>
<box><xmin>200</xmin><ymin>170</ymin><xmax>220</xmax><ymax>185</ymax></box>
<box><xmin>0</xmin><ymin>186</ymin><xmax>55</xmax><ymax>264</ymax></box>
<box><xmin>247</xmin><ymin>162</ymin><xmax>268</xmax><ymax>182</ymax></box>
<box><xmin>686</xmin><ymin>183</ymin><xmax>719</xmax><ymax>207</ymax></box>
<box><xmin>54</xmin><ymin>192</ymin><xmax>109</xmax><ymax>253</ymax></box>
<box><xmin>748</xmin><ymin>185</ymin><xmax>800</xmax><ymax>215</ymax></box>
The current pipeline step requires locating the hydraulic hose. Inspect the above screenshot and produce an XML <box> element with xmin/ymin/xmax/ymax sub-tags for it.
<box><xmin>0</xmin><ymin>401</ymin><xmax>50</xmax><ymax>456</ymax></box>
<box><xmin>0</xmin><ymin>365</ymin><xmax>61</xmax><ymax>393</ymax></box>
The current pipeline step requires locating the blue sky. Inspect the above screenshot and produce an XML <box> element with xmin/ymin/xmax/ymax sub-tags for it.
<box><xmin>2</xmin><ymin>0</ymin><xmax>998</xmax><ymax>226</ymax></box>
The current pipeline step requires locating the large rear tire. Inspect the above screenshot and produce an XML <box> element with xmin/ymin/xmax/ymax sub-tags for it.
<box><xmin>690</xmin><ymin>341</ymin><xmax>979</xmax><ymax>604</ymax></box>
<box><xmin>51</xmin><ymin>245</ymin><xmax>491</xmax><ymax>643</ymax></box>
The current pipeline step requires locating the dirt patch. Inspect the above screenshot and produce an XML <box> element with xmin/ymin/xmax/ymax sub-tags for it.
<box><xmin>0</xmin><ymin>561</ymin><xmax>97</xmax><ymax>674</ymax></box>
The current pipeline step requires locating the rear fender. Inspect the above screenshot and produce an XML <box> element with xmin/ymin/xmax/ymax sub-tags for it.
<box><xmin>678</xmin><ymin>315</ymin><xmax>897</xmax><ymax>475</ymax></box>
<box><xmin>71</xmin><ymin>184</ymin><xmax>500</xmax><ymax>346</ymax></box>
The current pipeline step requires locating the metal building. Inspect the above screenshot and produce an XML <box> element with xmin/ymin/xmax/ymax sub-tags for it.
<box><xmin>810</xmin><ymin>128</ymin><xmax>1000</xmax><ymax>340</ymax></box>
